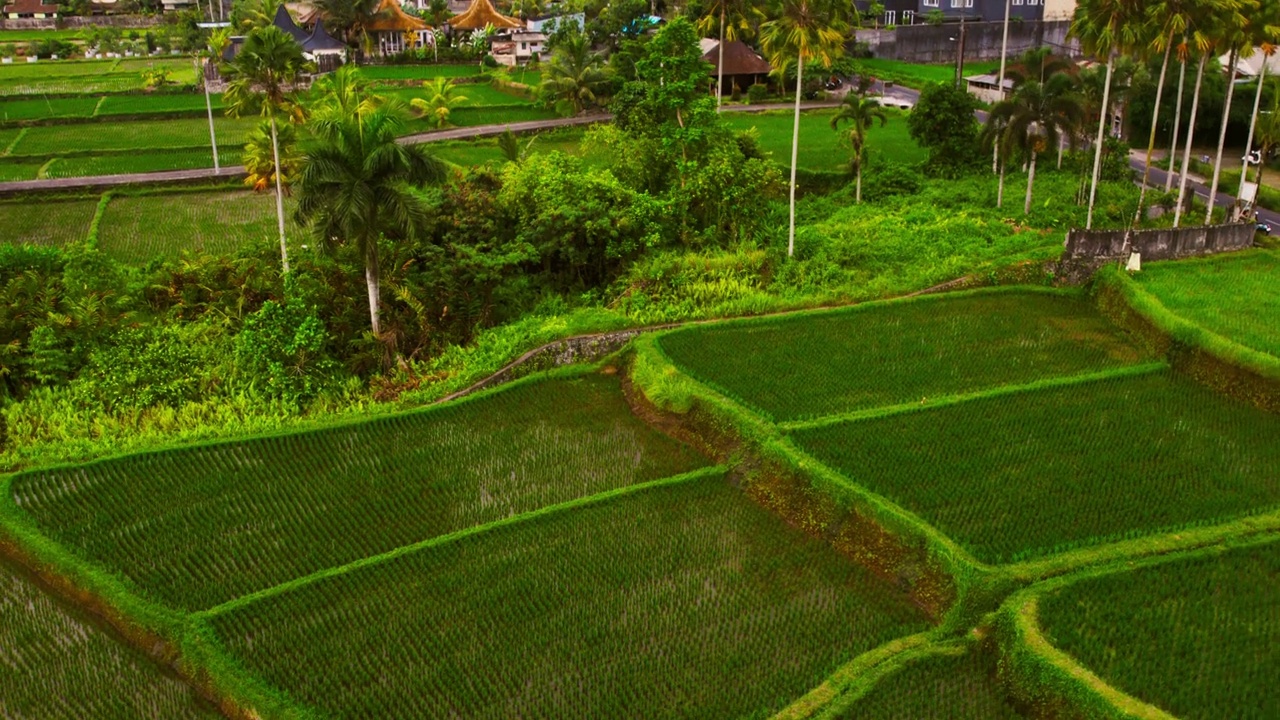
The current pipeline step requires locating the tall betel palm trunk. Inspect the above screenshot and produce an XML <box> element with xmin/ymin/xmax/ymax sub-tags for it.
<box><xmin>1239</xmin><ymin>48</ymin><xmax>1273</xmax><ymax>204</ymax></box>
<box><xmin>1135</xmin><ymin>31</ymin><xmax>1175</xmax><ymax>226</ymax></box>
<box><xmin>1166</xmin><ymin>48</ymin><xmax>1188</xmax><ymax>191</ymax></box>
<box><xmin>1175</xmin><ymin>54</ymin><xmax>1208</xmax><ymax>226</ymax></box>
<box><xmin>1206</xmin><ymin>47</ymin><xmax>1241</xmax><ymax>222</ymax></box>
<box><xmin>1086</xmin><ymin>54</ymin><xmax>1114</xmax><ymax>229</ymax></box>
<box><xmin>760</xmin><ymin>0</ymin><xmax>850</xmax><ymax>258</ymax></box>
<box><xmin>269</xmin><ymin>115</ymin><xmax>289</xmax><ymax>273</ymax></box>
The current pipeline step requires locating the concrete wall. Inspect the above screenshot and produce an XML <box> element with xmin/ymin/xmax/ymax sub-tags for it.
<box><xmin>1063</xmin><ymin>222</ymin><xmax>1257</xmax><ymax>262</ymax></box>
<box><xmin>856</xmin><ymin>20</ymin><xmax>1078</xmax><ymax>63</ymax></box>
<box><xmin>0</xmin><ymin>15</ymin><xmax>160</xmax><ymax>30</ymax></box>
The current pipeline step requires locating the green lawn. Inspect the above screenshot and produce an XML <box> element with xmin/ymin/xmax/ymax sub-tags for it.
<box><xmin>0</xmin><ymin>198</ymin><xmax>96</xmax><ymax>246</ymax></box>
<box><xmin>1041</xmin><ymin>542</ymin><xmax>1280</xmax><ymax>719</ymax></box>
<box><xmin>429</xmin><ymin>128</ymin><xmax>592</xmax><ymax>167</ymax></box>
<box><xmin>1133</xmin><ymin>249</ymin><xmax>1280</xmax><ymax>358</ymax></box>
<box><xmin>0</xmin><ymin>560</ymin><xmax>218</xmax><ymax>719</ymax></box>
<box><xmin>852</xmin><ymin>58</ymin><xmax>1002</xmax><ymax>90</ymax></box>
<box><xmin>361</xmin><ymin>63</ymin><xmax>482</xmax><ymax>81</ymax></box>
<box><xmin>212</xmin><ymin>476</ymin><xmax>927</xmax><ymax>718</ymax></box>
<box><xmin>380</xmin><ymin>81</ymin><xmax>533</xmax><ymax>108</ymax></box>
<box><xmin>722</xmin><ymin>108</ymin><xmax>925</xmax><ymax>172</ymax></box>
<box><xmin>659</xmin><ymin>290</ymin><xmax>1148</xmax><ymax>422</ymax></box>
<box><xmin>793</xmin><ymin>370</ymin><xmax>1280</xmax><ymax>563</ymax></box>
<box><xmin>11</xmin><ymin>372</ymin><xmax>707</xmax><ymax>611</ymax></box>
<box><xmin>96</xmin><ymin>190</ymin><xmax>288</xmax><ymax>262</ymax></box>
<box><xmin>838</xmin><ymin>651</ymin><xmax>1023</xmax><ymax>719</ymax></box>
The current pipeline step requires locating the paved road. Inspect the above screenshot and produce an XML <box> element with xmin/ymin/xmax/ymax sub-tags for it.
<box><xmin>0</xmin><ymin>101</ymin><xmax>841</xmax><ymax>195</ymax></box>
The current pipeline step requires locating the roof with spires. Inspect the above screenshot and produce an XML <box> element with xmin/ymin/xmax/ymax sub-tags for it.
<box><xmin>448</xmin><ymin>0</ymin><xmax>521</xmax><ymax>30</ymax></box>
<box><xmin>365</xmin><ymin>0</ymin><xmax>430</xmax><ymax>32</ymax></box>
<box><xmin>272</xmin><ymin>4</ymin><xmax>312</xmax><ymax>45</ymax></box>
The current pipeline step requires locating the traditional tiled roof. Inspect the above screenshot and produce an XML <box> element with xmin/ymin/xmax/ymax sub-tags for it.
<box><xmin>3</xmin><ymin>0</ymin><xmax>58</xmax><ymax>14</ymax></box>
<box><xmin>448</xmin><ymin>0</ymin><xmax>520</xmax><ymax>30</ymax></box>
<box><xmin>702</xmin><ymin>40</ymin><xmax>771</xmax><ymax>76</ymax></box>
<box><xmin>365</xmin><ymin>0</ymin><xmax>430</xmax><ymax>32</ymax></box>
<box><xmin>305</xmin><ymin>19</ymin><xmax>345</xmax><ymax>52</ymax></box>
<box><xmin>273</xmin><ymin>4</ymin><xmax>312</xmax><ymax>45</ymax></box>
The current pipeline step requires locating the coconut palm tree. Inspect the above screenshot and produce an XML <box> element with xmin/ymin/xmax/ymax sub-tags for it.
<box><xmin>1205</xmin><ymin>0</ymin><xmax>1260</xmax><ymax>223</ymax></box>
<box><xmin>760</xmin><ymin>0</ymin><xmax>851</xmax><ymax>258</ymax></box>
<box><xmin>223</xmin><ymin>24</ymin><xmax>310</xmax><ymax>274</ymax></box>
<box><xmin>695</xmin><ymin>0</ymin><xmax>765</xmax><ymax>111</ymax></box>
<box><xmin>539</xmin><ymin>31</ymin><xmax>610</xmax><ymax>116</ymax></box>
<box><xmin>830</xmin><ymin>94</ymin><xmax>887</xmax><ymax>203</ymax></box>
<box><xmin>1234</xmin><ymin>3</ymin><xmax>1280</xmax><ymax>212</ymax></box>
<box><xmin>295</xmin><ymin>97</ymin><xmax>447</xmax><ymax>337</ymax></box>
<box><xmin>1134</xmin><ymin>0</ymin><xmax>1203</xmax><ymax>223</ymax></box>
<box><xmin>984</xmin><ymin>75</ymin><xmax>1086</xmax><ymax>215</ymax></box>
<box><xmin>411</xmin><ymin>77</ymin><xmax>469</xmax><ymax>128</ymax></box>
<box><xmin>1070</xmin><ymin>0</ymin><xmax>1146</xmax><ymax>229</ymax></box>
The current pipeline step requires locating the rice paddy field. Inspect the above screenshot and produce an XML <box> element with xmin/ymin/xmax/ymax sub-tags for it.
<box><xmin>0</xmin><ymin>197</ymin><xmax>98</xmax><ymax>246</ymax></box>
<box><xmin>12</xmin><ymin>373</ymin><xmax>708</xmax><ymax>611</ymax></box>
<box><xmin>1133</xmin><ymin>249</ymin><xmax>1280</xmax><ymax>358</ymax></box>
<box><xmin>209</xmin><ymin>477</ymin><xmax>927</xmax><ymax>719</ymax></box>
<box><xmin>0</xmin><ymin>560</ymin><xmax>218</xmax><ymax>719</ymax></box>
<box><xmin>837</xmin><ymin>651</ymin><xmax>1024</xmax><ymax>719</ymax></box>
<box><xmin>793</xmin><ymin>369</ymin><xmax>1280</xmax><ymax>563</ymax></box>
<box><xmin>658</xmin><ymin>290</ymin><xmax>1150</xmax><ymax>422</ymax></box>
<box><xmin>0</xmin><ymin>57</ymin><xmax>197</xmax><ymax>96</ymax></box>
<box><xmin>96</xmin><ymin>190</ymin><xmax>292</xmax><ymax>262</ymax></box>
<box><xmin>722</xmin><ymin>107</ymin><xmax>926</xmax><ymax>172</ymax></box>
<box><xmin>1040</xmin><ymin>541</ymin><xmax>1280</xmax><ymax>719</ymax></box>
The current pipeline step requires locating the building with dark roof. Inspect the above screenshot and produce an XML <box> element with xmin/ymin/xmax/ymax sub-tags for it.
<box><xmin>702</xmin><ymin>40</ymin><xmax>772</xmax><ymax>94</ymax></box>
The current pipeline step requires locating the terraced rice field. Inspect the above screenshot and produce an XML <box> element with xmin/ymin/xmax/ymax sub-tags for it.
<box><xmin>838</xmin><ymin>650</ymin><xmax>1023</xmax><ymax>719</ymax></box>
<box><xmin>0</xmin><ymin>198</ymin><xmax>97</xmax><ymax>246</ymax></box>
<box><xmin>96</xmin><ymin>190</ymin><xmax>289</xmax><ymax>262</ymax></box>
<box><xmin>1040</xmin><ymin>542</ymin><xmax>1280</xmax><ymax>719</ymax></box>
<box><xmin>0</xmin><ymin>560</ymin><xmax>218</xmax><ymax>719</ymax></box>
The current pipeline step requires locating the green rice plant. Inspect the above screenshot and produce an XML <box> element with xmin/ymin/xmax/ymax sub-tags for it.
<box><xmin>0</xmin><ymin>158</ymin><xmax>42</xmax><ymax>181</ymax></box>
<box><xmin>0</xmin><ymin>560</ymin><xmax>219</xmax><ymax>719</ymax></box>
<box><xmin>0</xmin><ymin>74</ymin><xmax>146</xmax><ymax>96</ymax></box>
<box><xmin>0</xmin><ymin>95</ymin><xmax>98</xmax><ymax>122</ymax></box>
<box><xmin>1133</xmin><ymin>250</ymin><xmax>1280</xmax><ymax>358</ymax></box>
<box><xmin>792</xmin><ymin>369</ymin><xmax>1280</xmax><ymax>564</ymax></box>
<box><xmin>211</xmin><ymin>476</ymin><xmax>927</xmax><ymax>718</ymax></box>
<box><xmin>0</xmin><ymin>29</ymin><xmax>85</xmax><ymax>42</ymax></box>
<box><xmin>11</xmin><ymin>372</ymin><xmax>707</xmax><ymax>611</ymax></box>
<box><xmin>95</xmin><ymin>190</ymin><xmax>292</xmax><ymax>262</ymax></box>
<box><xmin>0</xmin><ymin>198</ymin><xmax>96</xmax><ymax>246</ymax></box>
<box><xmin>0</xmin><ymin>58</ymin><xmax>116</xmax><ymax>81</ymax></box>
<box><xmin>658</xmin><ymin>290</ymin><xmax>1149</xmax><ymax>422</ymax></box>
<box><xmin>1039</xmin><ymin>541</ymin><xmax>1280</xmax><ymax>720</ymax></box>
<box><xmin>10</xmin><ymin>116</ymin><xmax>254</xmax><ymax>155</ymax></box>
<box><xmin>43</xmin><ymin>147</ymin><xmax>241</xmax><ymax>179</ymax></box>
<box><xmin>381</xmin><ymin>82</ymin><xmax>534</xmax><ymax>108</ymax></box>
<box><xmin>434</xmin><ymin>103</ymin><xmax>558</xmax><ymax>128</ymax></box>
<box><xmin>96</xmin><ymin>92</ymin><xmax>221</xmax><ymax>116</ymax></box>
<box><xmin>0</xmin><ymin>125</ymin><xmax>20</xmax><ymax>151</ymax></box>
<box><xmin>835</xmin><ymin>649</ymin><xmax>1022</xmax><ymax>719</ymax></box>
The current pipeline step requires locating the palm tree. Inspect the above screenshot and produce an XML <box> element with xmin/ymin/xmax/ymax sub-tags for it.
<box><xmin>695</xmin><ymin>0</ymin><xmax>764</xmax><ymax>111</ymax></box>
<box><xmin>1070</xmin><ymin>0</ymin><xmax>1144</xmax><ymax>229</ymax></box>
<box><xmin>411</xmin><ymin>77</ymin><xmax>469</xmax><ymax>128</ymax></box>
<box><xmin>1134</xmin><ymin>0</ymin><xmax>1201</xmax><ymax>224</ymax></box>
<box><xmin>296</xmin><ymin>97</ymin><xmax>447</xmax><ymax>336</ymax></box>
<box><xmin>539</xmin><ymin>32</ymin><xmax>610</xmax><ymax>116</ymax></box>
<box><xmin>1253</xmin><ymin>93</ymin><xmax>1280</xmax><ymax>190</ymax></box>
<box><xmin>243</xmin><ymin>119</ymin><xmax>301</xmax><ymax>192</ymax></box>
<box><xmin>1234</xmin><ymin>3</ymin><xmax>1280</xmax><ymax>213</ymax></box>
<box><xmin>984</xmin><ymin>76</ymin><xmax>1085</xmax><ymax>215</ymax></box>
<box><xmin>1205</xmin><ymin>0</ymin><xmax>1260</xmax><ymax>223</ymax></box>
<box><xmin>830</xmin><ymin>94</ymin><xmax>886</xmax><ymax>203</ymax></box>
<box><xmin>760</xmin><ymin>0</ymin><xmax>851</xmax><ymax>257</ymax></box>
<box><xmin>223</xmin><ymin>24</ymin><xmax>310</xmax><ymax>274</ymax></box>
<box><xmin>201</xmin><ymin>28</ymin><xmax>232</xmax><ymax>172</ymax></box>
<box><xmin>1165</xmin><ymin>36</ymin><xmax>1190</xmax><ymax>192</ymax></box>
<box><xmin>1006</xmin><ymin>47</ymin><xmax>1076</xmax><ymax>86</ymax></box>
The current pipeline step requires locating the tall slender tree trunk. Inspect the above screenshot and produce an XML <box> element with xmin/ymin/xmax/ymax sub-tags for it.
<box><xmin>204</xmin><ymin>61</ymin><xmax>220</xmax><ymax>172</ymax></box>
<box><xmin>1175</xmin><ymin>55</ymin><xmax>1208</xmax><ymax>227</ymax></box>
<box><xmin>270</xmin><ymin>116</ymin><xmax>290</xmax><ymax>274</ymax></box>
<box><xmin>998</xmin><ymin>158</ymin><xmax>1006</xmax><ymax>207</ymax></box>
<box><xmin>994</xmin><ymin>0</ymin><xmax>1010</xmax><ymax>173</ymax></box>
<box><xmin>787</xmin><ymin>53</ymin><xmax>802</xmax><ymax>258</ymax></box>
<box><xmin>1024</xmin><ymin>150</ymin><xmax>1037</xmax><ymax>215</ymax></box>
<box><xmin>856</xmin><ymin>163</ymin><xmax>862</xmax><ymax>203</ymax></box>
<box><xmin>1086</xmin><ymin>53</ymin><xmax>1115</xmax><ymax>229</ymax></box>
<box><xmin>1238</xmin><ymin>55</ymin><xmax>1268</xmax><ymax>211</ymax></box>
<box><xmin>716</xmin><ymin>6</ymin><xmax>726</xmax><ymax>111</ymax></box>
<box><xmin>1166</xmin><ymin>54</ymin><xmax>1187</xmax><ymax>191</ymax></box>
<box><xmin>365</xmin><ymin>242</ymin><xmax>381</xmax><ymax>335</ymax></box>
<box><xmin>1206</xmin><ymin>48</ymin><xmax>1239</xmax><ymax>224</ymax></box>
<box><xmin>1135</xmin><ymin>32</ymin><xmax>1174</xmax><ymax>227</ymax></box>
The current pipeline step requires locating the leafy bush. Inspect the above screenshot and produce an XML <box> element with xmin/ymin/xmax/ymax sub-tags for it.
<box><xmin>234</xmin><ymin>292</ymin><xmax>337</xmax><ymax>408</ymax></box>
<box><xmin>747</xmin><ymin>83</ymin><xmax>769</xmax><ymax>104</ymax></box>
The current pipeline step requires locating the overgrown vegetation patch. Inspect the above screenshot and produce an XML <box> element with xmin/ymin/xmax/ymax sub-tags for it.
<box><xmin>659</xmin><ymin>290</ymin><xmax>1148</xmax><ymax>421</ymax></box>
<box><xmin>11</xmin><ymin>372</ymin><xmax>706</xmax><ymax>611</ymax></box>
<box><xmin>211</xmin><ymin>476</ymin><xmax>927</xmax><ymax>719</ymax></box>
<box><xmin>792</xmin><ymin>369</ymin><xmax>1280</xmax><ymax>563</ymax></box>
<box><xmin>1039</xmin><ymin>541</ymin><xmax>1280</xmax><ymax>719</ymax></box>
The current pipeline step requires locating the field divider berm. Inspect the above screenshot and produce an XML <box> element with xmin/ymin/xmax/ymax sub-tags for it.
<box><xmin>194</xmin><ymin>465</ymin><xmax>727</xmax><ymax>620</ymax></box>
<box><xmin>778</xmin><ymin>362</ymin><xmax>1171</xmax><ymax>433</ymax></box>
